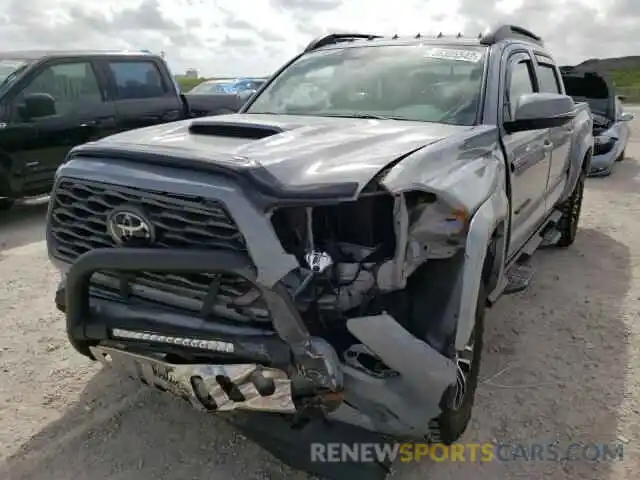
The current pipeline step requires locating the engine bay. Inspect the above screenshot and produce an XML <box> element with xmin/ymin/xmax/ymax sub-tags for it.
<box><xmin>268</xmin><ymin>185</ymin><xmax>468</xmax><ymax>373</ymax></box>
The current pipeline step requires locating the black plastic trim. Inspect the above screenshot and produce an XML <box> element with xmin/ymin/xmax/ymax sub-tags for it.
<box><xmin>66</xmin><ymin>144</ymin><xmax>359</xmax><ymax>203</ymax></box>
<box><xmin>304</xmin><ymin>33</ymin><xmax>384</xmax><ymax>52</ymax></box>
<box><xmin>63</xmin><ymin>247</ymin><xmax>344</xmax><ymax>392</ymax></box>
<box><xmin>480</xmin><ymin>24</ymin><xmax>543</xmax><ymax>46</ymax></box>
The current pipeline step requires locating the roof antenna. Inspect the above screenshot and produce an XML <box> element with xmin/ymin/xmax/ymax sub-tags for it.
<box><xmin>415</xmin><ymin>33</ymin><xmax>421</xmax><ymax>38</ymax></box>
<box><xmin>457</xmin><ymin>32</ymin><xmax>462</xmax><ymax>38</ymax></box>
<box><xmin>437</xmin><ymin>32</ymin><xmax>444</xmax><ymax>38</ymax></box>
<box><xmin>478</xmin><ymin>33</ymin><xmax>482</xmax><ymax>39</ymax></box>
<box><xmin>392</xmin><ymin>33</ymin><xmax>398</xmax><ymax>39</ymax></box>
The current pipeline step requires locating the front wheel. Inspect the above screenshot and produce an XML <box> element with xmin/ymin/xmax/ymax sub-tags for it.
<box><xmin>556</xmin><ymin>169</ymin><xmax>585</xmax><ymax>248</ymax></box>
<box><xmin>616</xmin><ymin>149</ymin><xmax>626</xmax><ymax>162</ymax></box>
<box><xmin>428</xmin><ymin>283</ymin><xmax>486</xmax><ymax>444</ymax></box>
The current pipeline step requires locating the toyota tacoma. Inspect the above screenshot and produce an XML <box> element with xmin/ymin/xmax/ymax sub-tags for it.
<box><xmin>560</xmin><ymin>66</ymin><xmax>634</xmax><ymax>176</ymax></box>
<box><xmin>48</xmin><ymin>25</ymin><xmax>593</xmax><ymax>449</ymax></box>
<box><xmin>0</xmin><ymin>50</ymin><xmax>242</xmax><ymax>210</ymax></box>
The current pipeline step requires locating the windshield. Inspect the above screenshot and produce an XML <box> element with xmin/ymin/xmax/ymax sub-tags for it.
<box><xmin>562</xmin><ymin>75</ymin><xmax>610</xmax><ymax>117</ymax></box>
<box><xmin>0</xmin><ymin>59</ymin><xmax>29</xmax><ymax>87</ymax></box>
<box><xmin>574</xmin><ymin>97</ymin><xmax>609</xmax><ymax>117</ymax></box>
<box><xmin>246</xmin><ymin>44</ymin><xmax>487</xmax><ymax>125</ymax></box>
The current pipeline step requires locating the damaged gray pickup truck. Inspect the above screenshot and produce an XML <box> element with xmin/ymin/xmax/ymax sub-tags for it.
<box><xmin>48</xmin><ymin>24</ymin><xmax>593</xmax><ymax>446</ymax></box>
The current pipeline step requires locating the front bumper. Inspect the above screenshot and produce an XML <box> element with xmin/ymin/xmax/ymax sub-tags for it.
<box><xmin>589</xmin><ymin>138</ymin><xmax>622</xmax><ymax>176</ymax></box>
<box><xmin>58</xmin><ymin>246</ymin><xmax>457</xmax><ymax>438</ymax></box>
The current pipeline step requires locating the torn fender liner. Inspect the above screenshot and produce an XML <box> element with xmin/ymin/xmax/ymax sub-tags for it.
<box><xmin>347</xmin><ymin>314</ymin><xmax>457</xmax><ymax>418</ymax></box>
<box><xmin>227</xmin><ymin>411</ymin><xmax>393</xmax><ymax>480</ymax></box>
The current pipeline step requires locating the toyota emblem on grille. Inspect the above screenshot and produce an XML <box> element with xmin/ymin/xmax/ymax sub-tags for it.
<box><xmin>107</xmin><ymin>208</ymin><xmax>155</xmax><ymax>245</ymax></box>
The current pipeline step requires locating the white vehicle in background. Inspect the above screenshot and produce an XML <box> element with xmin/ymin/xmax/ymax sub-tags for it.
<box><xmin>561</xmin><ymin>67</ymin><xmax>635</xmax><ymax>176</ymax></box>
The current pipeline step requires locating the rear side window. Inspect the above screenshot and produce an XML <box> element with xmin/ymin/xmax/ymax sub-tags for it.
<box><xmin>536</xmin><ymin>63</ymin><xmax>561</xmax><ymax>93</ymax></box>
<box><xmin>108</xmin><ymin>61</ymin><xmax>167</xmax><ymax>100</ymax></box>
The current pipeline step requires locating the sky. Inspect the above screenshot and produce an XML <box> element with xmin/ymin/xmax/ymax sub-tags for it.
<box><xmin>1</xmin><ymin>0</ymin><xmax>638</xmax><ymax>77</ymax></box>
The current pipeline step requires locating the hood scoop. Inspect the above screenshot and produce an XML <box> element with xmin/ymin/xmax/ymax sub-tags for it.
<box><xmin>188</xmin><ymin>119</ymin><xmax>283</xmax><ymax>139</ymax></box>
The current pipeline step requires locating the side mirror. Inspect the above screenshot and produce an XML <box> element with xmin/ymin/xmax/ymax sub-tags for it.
<box><xmin>617</xmin><ymin>94</ymin><xmax>626</xmax><ymax>102</ymax></box>
<box><xmin>619</xmin><ymin>111</ymin><xmax>635</xmax><ymax>122</ymax></box>
<box><xmin>237</xmin><ymin>89</ymin><xmax>257</xmax><ymax>104</ymax></box>
<box><xmin>504</xmin><ymin>93</ymin><xmax>575</xmax><ymax>134</ymax></box>
<box><xmin>20</xmin><ymin>93</ymin><xmax>56</xmax><ymax>120</ymax></box>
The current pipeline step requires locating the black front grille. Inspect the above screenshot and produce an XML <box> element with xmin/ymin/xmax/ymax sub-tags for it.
<box><xmin>50</xmin><ymin>178</ymin><xmax>268</xmax><ymax>323</ymax></box>
<box><xmin>50</xmin><ymin>179</ymin><xmax>247</xmax><ymax>256</ymax></box>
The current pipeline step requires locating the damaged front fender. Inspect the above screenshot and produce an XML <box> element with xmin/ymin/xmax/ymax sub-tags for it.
<box><xmin>378</xmin><ymin>132</ymin><xmax>509</xmax><ymax>351</ymax></box>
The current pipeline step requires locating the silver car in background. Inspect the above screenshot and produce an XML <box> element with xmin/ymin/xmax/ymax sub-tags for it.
<box><xmin>561</xmin><ymin>68</ymin><xmax>635</xmax><ymax>176</ymax></box>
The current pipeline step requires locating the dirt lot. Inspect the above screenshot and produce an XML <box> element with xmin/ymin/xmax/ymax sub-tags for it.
<box><xmin>1</xmin><ymin>112</ymin><xmax>640</xmax><ymax>480</ymax></box>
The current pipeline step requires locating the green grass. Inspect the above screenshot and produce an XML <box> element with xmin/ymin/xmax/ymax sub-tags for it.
<box><xmin>176</xmin><ymin>76</ymin><xmax>207</xmax><ymax>92</ymax></box>
<box><xmin>609</xmin><ymin>69</ymin><xmax>640</xmax><ymax>102</ymax></box>
<box><xmin>609</xmin><ymin>69</ymin><xmax>640</xmax><ymax>88</ymax></box>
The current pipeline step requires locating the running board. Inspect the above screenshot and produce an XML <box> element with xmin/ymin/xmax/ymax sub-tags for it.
<box><xmin>521</xmin><ymin>210</ymin><xmax>563</xmax><ymax>257</ymax></box>
<box><xmin>493</xmin><ymin>210</ymin><xmax>562</xmax><ymax>299</ymax></box>
<box><xmin>540</xmin><ymin>227</ymin><xmax>562</xmax><ymax>247</ymax></box>
<box><xmin>503</xmin><ymin>263</ymin><xmax>535</xmax><ymax>295</ymax></box>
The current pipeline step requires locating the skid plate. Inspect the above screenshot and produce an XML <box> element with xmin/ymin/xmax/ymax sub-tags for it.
<box><xmin>90</xmin><ymin>345</ymin><xmax>296</xmax><ymax>413</ymax></box>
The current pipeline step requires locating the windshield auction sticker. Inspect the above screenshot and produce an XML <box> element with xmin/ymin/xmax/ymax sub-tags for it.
<box><xmin>423</xmin><ymin>47</ymin><xmax>483</xmax><ymax>62</ymax></box>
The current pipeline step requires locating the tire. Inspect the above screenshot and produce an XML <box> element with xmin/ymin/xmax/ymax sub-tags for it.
<box><xmin>616</xmin><ymin>149</ymin><xmax>626</xmax><ymax>162</ymax></box>
<box><xmin>0</xmin><ymin>163</ymin><xmax>14</xmax><ymax>211</ymax></box>
<box><xmin>556</xmin><ymin>168</ymin><xmax>585</xmax><ymax>248</ymax></box>
<box><xmin>428</xmin><ymin>282</ymin><xmax>486</xmax><ymax>445</ymax></box>
<box><xmin>0</xmin><ymin>198</ymin><xmax>14</xmax><ymax>211</ymax></box>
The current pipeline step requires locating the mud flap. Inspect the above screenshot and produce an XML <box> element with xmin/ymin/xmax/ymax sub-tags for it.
<box><xmin>227</xmin><ymin>411</ymin><xmax>393</xmax><ymax>480</ymax></box>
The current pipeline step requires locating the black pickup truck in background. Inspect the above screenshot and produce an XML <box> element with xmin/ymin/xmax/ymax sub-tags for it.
<box><xmin>0</xmin><ymin>50</ymin><xmax>244</xmax><ymax>210</ymax></box>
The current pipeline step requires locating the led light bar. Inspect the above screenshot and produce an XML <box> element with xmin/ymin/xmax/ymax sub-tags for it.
<box><xmin>111</xmin><ymin>328</ymin><xmax>235</xmax><ymax>353</ymax></box>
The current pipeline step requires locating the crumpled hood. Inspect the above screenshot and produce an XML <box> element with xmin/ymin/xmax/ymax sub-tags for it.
<box><xmin>80</xmin><ymin>113</ymin><xmax>479</xmax><ymax>196</ymax></box>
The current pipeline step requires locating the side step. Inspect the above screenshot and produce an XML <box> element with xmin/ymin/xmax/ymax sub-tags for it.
<box><xmin>490</xmin><ymin>210</ymin><xmax>562</xmax><ymax>302</ymax></box>
<box><xmin>503</xmin><ymin>262</ymin><xmax>536</xmax><ymax>295</ymax></box>
<box><xmin>522</xmin><ymin>210</ymin><xmax>563</xmax><ymax>256</ymax></box>
<box><xmin>540</xmin><ymin>225</ymin><xmax>562</xmax><ymax>247</ymax></box>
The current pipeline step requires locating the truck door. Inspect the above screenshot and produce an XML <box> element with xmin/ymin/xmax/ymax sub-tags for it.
<box><xmin>101</xmin><ymin>57</ymin><xmax>184</xmax><ymax>132</ymax></box>
<box><xmin>533</xmin><ymin>56</ymin><xmax>572</xmax><ymax>207</ymax></box>
<box><xmin>501</xmin><ymin>53</ymin><xmax>553</xmax><ymax>258</ymax></box>
<box><xmin>2</xmin><ymin>59</ymin><xmax>116</xmax><ymax>196</ymax></box>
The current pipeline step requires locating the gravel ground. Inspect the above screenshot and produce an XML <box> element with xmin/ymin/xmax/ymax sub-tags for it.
<box><xmin>1</xmin><ymin>111</ymin><xmax>640</xmax><ymax>480</ymax></box>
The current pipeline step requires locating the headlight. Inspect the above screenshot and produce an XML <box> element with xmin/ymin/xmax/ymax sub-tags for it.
<box><xmin>593</xmin><ymin>134</ymin><xmax>617</xmax><ymax>154</ymax></box>
<box><xmin>594</xmin><ymin>134</ymin><xmax>609</xmax><ymax>144</ymax></box>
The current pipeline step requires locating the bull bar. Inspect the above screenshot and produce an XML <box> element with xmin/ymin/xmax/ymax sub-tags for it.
<box><xmin>57</xmin><ymin>246</ymin><xmax>458</xmax><ymax>438</ymax></box>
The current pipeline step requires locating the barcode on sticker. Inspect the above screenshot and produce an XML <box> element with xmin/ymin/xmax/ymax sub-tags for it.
<box><xmin>423</xmin><ymin>47</ymin><xmax>483</xmax><ymax>62</ymax></box>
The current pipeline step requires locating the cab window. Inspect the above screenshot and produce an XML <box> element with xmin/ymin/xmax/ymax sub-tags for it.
<box><xmin>108</xmin><ymin>61</ymin><xmax>167</xmax><ymax>100</ymax></box>
<box><xmin>505</xmin><ymin>60</ymin><xmax>535</xmax><ymax>121</ymax></box>
<box><xmin>536</xmin><ymin>63</ymin><xmax>561</xmax><ymax>94</ymax></box>
<box><xmin>19</xmin><ymin>62</ymin><xmax>103</xmax><ymax>116</ymax></box>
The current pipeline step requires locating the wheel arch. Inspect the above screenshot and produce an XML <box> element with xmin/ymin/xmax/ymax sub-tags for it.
<box><xmin>454</xmin><ymin>187</ymin><xmax>508</xmax><ymax>351</ymax></box>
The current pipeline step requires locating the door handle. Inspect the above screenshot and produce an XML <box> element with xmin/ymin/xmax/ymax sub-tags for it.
<box><xmin>161</xmin><ymin>110</ymin><xmax>181</xmax><ymax>121</ymax></box>
<box><xmin>81</xmin><ymin>116</ymin><xmax>116</xmax><ymax>127</ymax></box>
